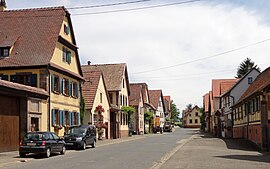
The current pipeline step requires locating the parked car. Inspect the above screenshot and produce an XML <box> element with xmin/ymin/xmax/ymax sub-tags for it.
<box><xmin>64</xmin><ymin>125</ymin><xmax>96</xmax><ymax>150</ymax></box>
<box><xmin>163</xmin><ymin>121</ymin><xmax>173</xmax><ymax>132</ymax></box>
<box><xmin>19</xmin><ymin>132</ymin><xmax>66</xmax><ymax>158</ymax></box>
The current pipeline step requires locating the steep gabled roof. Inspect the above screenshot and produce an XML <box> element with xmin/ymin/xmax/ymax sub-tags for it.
<box><xmin>221</xmin><ymin>68</ymin><xmax>260</xmax><ymax>97</ymax></box>
<box><xmin>212</xmin><ymin>79</ymin><xmax>238</xmax><ymax>97</ymax></box>
<box><xmin>129</xmin><ymin>83</ymin><xmax>142</xmax><ymax>106</ymax></box>
<box><xmin>81</xmin><ymin>63</ymin><xmax>130</xmax><ymax>94</ymax></box>
<box><xmin>149</xmin><ymin>89</ymin><xmax>165</xmax><ymax>112</ymax></box>
<box><xmin>163</xmin><ymin>96</ymin><xmax>171</xmax><ymax>111</ymax></box>
<box><xmin>130</xmin><ymin>82</ymin><xmax>150</xmax><ymax>104</ymax></box>
<box><xmin>238</xmin><ymin>66</ymin><xmax>270</xmax><ymax>103</ymax></box>
<box><xmin>0</xmin><ymin>6</ymin><xmax>83</xmax><ymax>78</ymax></box>
<box><xmin>82</xmin><ymin>70</ymin><xmax>109</xmax><ymax>109</ymax></box>
<box><xmin>203</xmin><ymin>93</ymin><xmax>210</xmax><ymax>112</ymax></box>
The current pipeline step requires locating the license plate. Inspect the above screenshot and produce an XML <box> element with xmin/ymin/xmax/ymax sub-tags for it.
<box><xmin>27</xmin><ymin>143</ymin><xmax>36</xmax><ymax>146</ymax></box>
<box><xmin>66</xmin><ymin>143</ymin><xmax>73</xmax><ymax>145</ymax></box>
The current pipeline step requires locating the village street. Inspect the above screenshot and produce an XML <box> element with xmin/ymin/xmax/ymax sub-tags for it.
<box><xmin>1</xmin><ymin>128</ymin><xmax>193</xmax><ymax>169</ymax></box>
<box><xmin>2</xmin><ymin>128</ymin><xmax>270</xmax><ymax>169</ymax></box>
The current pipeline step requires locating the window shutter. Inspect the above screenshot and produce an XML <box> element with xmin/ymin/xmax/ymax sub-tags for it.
<box><xmin>51</xmin><ymin>109</ymin><xmax>55</xmax><ymax>126</ymax></box>
<box><xmin>77</xmin><ymin>113</ymin><xmax>80</xmax><ymax>125</ymax></box>
<box><xmin>76</xmin><ymin>83</ymin><xmax>79</xmax><ymax>98</ymax></box>
<box><xmin>67</xmin><ymin>80</ymin><xmax>70</xmax><ymax>96</ymax></box>
<box><xmin>62</xmin><ymin>47</ymin><xmax>66</xmax><ymax>62</ymax></box>
<box><xmin>68</xmin><ymin>112</ymin><xmax>72</xmax><ymax>126</ymax></box>
<box><xmin>67</xmin><ymin>51</ymin><xmax>72</xmax><ymax>64</ymax></box>
<box><xmin>10</xmin><ymin>75</ymin><xmax>17</xmax><ymax>82</ymax></box>
<box><xmin>59</xmin><ymin>77</ymin><xmax>62</xmax><ymax>94</ymax></box>
<box><xmin>63</xmin><ymin>111</ymin><xmax>66</xmax><ymax>126</ymax></box>
<box><xmin>51</xmin><ymin>75</ymin><xmax>55</xmax><ymax>92</ymax></box>
<box><xmin>59</xmin><ymin>110</ymin><xmax>63</xmax><ymax>126</ymax></box>
<box><xmin>30</xmin><ymin>74</ymin><xmax>37</xmax><ymax>87</ymax></box>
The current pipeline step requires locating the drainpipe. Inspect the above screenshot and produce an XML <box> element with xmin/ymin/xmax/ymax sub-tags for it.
<box><xmin>46</xmin><ymin>66</ymin><xmax>51</xmax><ymax>131</ymax></box>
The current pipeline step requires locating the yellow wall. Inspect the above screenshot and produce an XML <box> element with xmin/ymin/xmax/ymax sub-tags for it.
<box><xmin>186</xmin><ymin>108</ymin><xmax>201</xmax><ymax>126</ymax></box>
<box><xmin>90</xmin><ymin>76</ymin><xmax>110</xmax><ymax>138</ymax></box>
<box><xmin>50</xmin><ymin>42</ymin><xmax>79</xmax><ymax>74</ymax></box>
<box><xmin>41</xmin><ymin>100</ymin><xmax>48</xmax><ymax>131</ymax></box>
<box><xmin>59</xmin><ymin>17</ymin><xmax>73</xmax><ymax>43</ymax></box>
<box><xmin>120</xmin><ymin>76</ymin><xmax>129</xmax><ymax>131</ymax></box>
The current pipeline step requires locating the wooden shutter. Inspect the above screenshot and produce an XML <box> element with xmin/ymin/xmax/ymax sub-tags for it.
<box><xmin>67</xmin><ymin>51</ymin><xmax>71</xmax><ymax>64</ymax></box>
<box><xmin>77</xmin><ymin>113</ymin><xmax>80</xmax><ymax>125</ymax></box>
<box><xmin>51</xmin><ymin>109</ymin><xmax>55</xmax><ymax>126</ymax></box>
<box><xmin>69</xmin><ymin>82</ymin><xmax>72</xmax><ymax>96</ymax></box>
<box><xmin>59</xmin><ymin>110</ymin><xmax>63</xmax><ymax>126</ymax></box>
<box><xmin>51</xmin><ymin>75</ymin><xmax>55</xmax><ymax>92</ymax></box>
<box><xmin>62</xmin><ymin>47</ymin><xmax>66</xmax><ymax>62</ymax></box>
<box><xmin>30</xmin><ymin>74</ymin><xmax>37</xmax><ymax>87</ymax></box>
<box><xmin>63</xmin><ymin>111</ymin><xmax>66</xmax><ymax>126</ymax></box>
<box><xmin>68</xmin><ymin>112</ymin><xmax>72</xmax><ymax>126</ymax></box>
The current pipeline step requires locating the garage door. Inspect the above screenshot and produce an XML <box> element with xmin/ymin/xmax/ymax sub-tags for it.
<box><xmin>0</xmin><ymin>95</ymin><xmax>19</xmax><ymax>152</ymax></box>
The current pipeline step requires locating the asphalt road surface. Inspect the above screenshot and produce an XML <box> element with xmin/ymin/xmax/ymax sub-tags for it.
<box><xmin>4</xmin><ymin>128</ymin><xmax>194</xmax><ymax>169</ymax></box>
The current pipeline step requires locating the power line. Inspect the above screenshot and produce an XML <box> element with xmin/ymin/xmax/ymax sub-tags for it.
<box><xmin>132</xmin><ymin>38</ymin><xmax>270</xmax><ymax>74</ymax></box>
<box><xmin>72</xmin><ymin>0</ymin><xmax>201</xmax><ymax>16</ymax></box>
<box><xmin>67</xmin><ymin>0</ymin><xmax>151</xmax><ymax>10</ymax></box>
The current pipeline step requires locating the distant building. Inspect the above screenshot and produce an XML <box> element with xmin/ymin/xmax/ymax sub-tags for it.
<box><xmin>182</xmin><ymin>105</ymin><xmax>201</xmax><ymax>128</ymax></box>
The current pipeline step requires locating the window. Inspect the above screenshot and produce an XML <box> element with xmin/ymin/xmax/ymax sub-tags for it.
<box><xmin>62</xmin><ymin>47</ymin><xmax>71</xmax><ymax>64</ymax></box>
<box><xmin>248</xmin><ymin>77</ymin><xmax>253</xmax><ymax>84</ymax></box>
<box><xmin>71</xmin><ymin>82</ymin><xmax>78</xmax><ymax>98</ymax></box>
<box><xmin>0</xmin><ymin>47</ymin><xmax>10</xmax><ymax>57</ymax></box>
<box><xmin>65</xmin><ymin>111</ymin><xmax>69</xmax><ymax>126</ymax></box>
<box><xmin>0</xmin><ymin>74</ymin><xmax>8</xmax><ymax>81</ymax></box>
<box><xmin>94</xmin><ymin>114</ymin><xmax>97</xmax><ymax>125</ymax></box>
<box><xmin>11</xmin><ymin>73</ymin><xmax>37</xmax><ymax>87</ymax></box>
<box><xmin>189</xmin><ymin>119</ymin><xmax>192</xmax><ymax>124</ymax></box>
<box><xmin>195</xmin><ymin>119</ymin><xmax>198</xmax><ymax>123</ymax></box>
<box><xmin>52</xmin><ymin>109</ymin><xmax>60</xmax><ymax>126</ymax></box>
<box><xmin>120</xmin><ymin>94</ymin><xmax>122</xmax><ymax>106</ymax></box>
<box><xmin>39</xmin><ymin>70</ymin><xmax>48</xmax><ymax>91</ymax></box>
<box><xmin>189</xmin><ymin>114</ymin><xmax>191</xmax><ymax>117</ymax></box>
<box><xmin>64</xmin><ymin>24</ymin><xmax>70</xmax><ymax>35</ymax></box>
<box><xmin>100</xmin><ymin>93</ymin><xmax>103</xmax><ymax>103</ymax></box>
<box><xmin>195</xmin><ymin>112</ymin><xmax>198</xmax><ymax>116</ymax></box>
<box><xmin>123</xmin><ymin>79</ymin><xmax>125</xmax><ymax>88</ymax></box>
<box><xmin>52</xmin><ymin>75</ymin><xmax>60</xmax><ymax>93</ymax></box>
<box><xmin>62</xmin><ymin>78</ymin><xmax>69</xmax><ymax>96</ymax></box>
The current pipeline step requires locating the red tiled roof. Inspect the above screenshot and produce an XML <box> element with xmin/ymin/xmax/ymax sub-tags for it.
<box><xmin>130</xmin><ymin>82</ymin><xmax>150</xmax><ymax>104</ymax></box>
<box><xmin>209</xmin><ymin>91</ymin><xmax>214</xmax><ymax>112</ymax></box>
<box><xmin>163</xmin><ymin>96</ymin><xmax>171</xmax><ymax>111</ymax></box>
<box><xmin>0</xmin><ymin>7</ymin><xmax>66</xmax><ymax>67</ymax></box>
<box><xmin>81</xmin><ymin>63</ymin><xmax>130</xmax><ymax>94</ymax></box>
<box><xmin>238</xmin><ymin>66</ymin><xmax>270</xmax><ymax>103</ymax></box>
<box><xmin>203</xmin><ymin>93</ymin><xmax>210</xmax><ymax>112</ymax></box>
<box><xmin>129</xmin><ymin>83</ymin><xmax>142</xmax><ymax>106</ymax></box>
<box><xmin>149</xmin><ymin>90</ymin><xmax>165</xmax><ymax>111</ymax></box>
<box><xmin>81</xmin><ymin>70</ymin><xmax>109</xmax><ymax>110</ymax></box>
<box><xmin>212</xmin><ymin>79</ymin><xmax>238</xmax><ymax>97</ymax></box>
<box><xmin>0</xmin><ymin>79</ymin><xmax>48</xmax><ymax>97</ymax></box>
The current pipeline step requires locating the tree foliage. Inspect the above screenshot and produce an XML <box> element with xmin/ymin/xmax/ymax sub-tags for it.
<box><xmin>199</xmin><ymin>107</ymin><xmax>206</xmax><ymax>130</ymax></box>
<box><xmin>170</xmin><ymin>100</ymin><xmax>180</xmax><ymax>121</ymax></box>
<box><xmin>121</xmin><ymin>106</ymin><xmax>136</xmax><ymax>124</ymax></box>
<box><xmin>236</xmin><ymin>57</ymin><xmax>260</xmax><ymax>78</ymax></box>
<box><xmin>80</xmin><ymin>96</ymin><xmax>85</xmax><ymax>124</ymax></box>
<box><xmin>186</xmin><ymin>103</ymin><xmax>192</xmax><ymax>110</ymax></box>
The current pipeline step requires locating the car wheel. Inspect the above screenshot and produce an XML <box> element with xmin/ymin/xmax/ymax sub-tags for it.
<box><xmin>19</xmin><ymin>153</ymin><xmax>26</xmax><ymax>158</ymax></box>
<box><xmin>92</xmin><ymin>140</ymin><xmax>96</xmax><ymax>148</ymax></box>
<box><xmin>45</xmin><ymin>148</ymin><xmax>51</xmax><ymax>158</ymax></box>
<box><xmin>81</xmin><ymin>141</ymin><xmax>86</xmax><ymax>150</ymax></box>
<box><xmin>60</xmin><ymin>146</ymin><xmax>66</xmax><ymax>155</ymax></box>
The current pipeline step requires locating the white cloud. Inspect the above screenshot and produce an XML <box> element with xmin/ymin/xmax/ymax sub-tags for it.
<box><xmin>72</xmin><ymin>2</ymin><xmax>270</xmax><ymax>111</ymax></box>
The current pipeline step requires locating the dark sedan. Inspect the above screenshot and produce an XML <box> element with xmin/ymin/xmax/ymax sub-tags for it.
<box><xmin>19</xmin><ymin>132</ymin><xmax>66</xmax><ymax>158</ymax></box>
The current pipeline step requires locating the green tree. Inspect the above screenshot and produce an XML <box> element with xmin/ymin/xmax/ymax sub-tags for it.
<box><xmin>199</xmin><ymin>107</ymin><xmax>205</xmax><ymax>130</ymax></box>
<box><xmin>80</xmin><ymin>96</ymin><xmax>85</xmax><ymax>124</ymax></box>
<box><xmin>170</xmin><ymin>100</ymin><xmax>180</xmax><ymax>121</ymax></box>
<box><xmin>144</xmin><ymin>111</ymin><xmax>153</xmax><ymax>133</ymax></box>
<box><xmin>121</xmin><ymin>106</ymin><xmax>136</xmax><ymax>125</ymax></box>
<box><xmin>236</xmin><ymin>58</ymin><xmax>260</xmax><ymax>78</ymax></box>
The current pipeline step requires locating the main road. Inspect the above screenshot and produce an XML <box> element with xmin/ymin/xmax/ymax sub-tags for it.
<box><xmin>5</xmin><ymin>128</ymin><xmax>196</xmax><ymax>169</ymax></box>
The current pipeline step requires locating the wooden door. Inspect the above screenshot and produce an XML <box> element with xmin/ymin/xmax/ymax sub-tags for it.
<box><xmin>0</xmin><ymin>95</ymin><xmax>20</xmax><ymax>152</ymax></box>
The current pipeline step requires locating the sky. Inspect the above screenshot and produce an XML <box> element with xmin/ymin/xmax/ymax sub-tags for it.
<box><xmin>6</xmin><ymin>0</ymin><xmax>270</xmax><ymax>112</ymax></box>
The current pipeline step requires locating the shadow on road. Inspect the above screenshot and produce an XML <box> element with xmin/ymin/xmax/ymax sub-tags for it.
<box><xmin>215</xmin><ymin>154</ymin><xmax>270</xmax><ymax>164</ymax></box>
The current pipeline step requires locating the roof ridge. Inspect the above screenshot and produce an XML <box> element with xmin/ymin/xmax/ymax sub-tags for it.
<box><xmin>3</xmin><ymin>6</ymin><xmax>65</xmax><ymax>12</ymax></box>
<box><xmin>82</xmin><ymin>63</ymin><xmax>126</xmax><ymax>67</ymax></box>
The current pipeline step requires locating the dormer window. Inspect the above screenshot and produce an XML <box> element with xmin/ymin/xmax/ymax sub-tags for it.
<box><xmin>248</xmin><ymin>77</ymin><xmax>253</xmax><ymax>84</ymax></box>
<box><xmin>64</xmin><ymin>24</ymin><xmax>70</xmax><ymax>35</ymax></box>
<box><xmin>0</xmin><ymin>47</ymin><xmax>10</xmax><ymax>57</ymax></box>
<box><xmin>62</xmin><ymin>47</ymin><xmax>71</xmax><ymax>64</ymax></box>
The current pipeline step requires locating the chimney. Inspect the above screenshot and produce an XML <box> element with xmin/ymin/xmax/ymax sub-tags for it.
<box><xmin>87</xmin><ymin>61</ymin><xmax>91</xmax><ymax>65</ymax></box>
<box><xmin>0</xmin><ymin>0</ymin><xmax>7</xmax><ymax>11</ymax></box>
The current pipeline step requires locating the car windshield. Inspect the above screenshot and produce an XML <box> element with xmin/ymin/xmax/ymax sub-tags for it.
<box><xmin>66</xmin><ymin>127</ymin><xmax>87</xmax><ymax>136</ymax></box>
<box><xmin>24</xmin><ymin>133</ymin><xmax>44</xmax><ymax>141</ymax></box>
<box><xmin>164</xmin><ymin>122</ymin><xmax>171</xmax><ymax>125</ymax></box>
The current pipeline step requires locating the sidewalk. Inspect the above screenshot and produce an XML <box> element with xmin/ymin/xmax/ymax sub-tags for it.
<box><xmin>0</xmin><ymin>135</ymin><xmax>145</xmax><ymax>168</ymax></box>
<box><xmin>159</xmin><ymin>132</ymin><xmax>270</xmax><ymax>169</ymax></box>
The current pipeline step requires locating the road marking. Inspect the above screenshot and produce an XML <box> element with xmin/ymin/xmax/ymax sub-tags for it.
<box><xmin>97</xmin><ymin>136</ymin><xmax>145</xmax><ymax>147</ymax></box>
<box><xmin>149</xmin><ymin>135</ymin><xmax>196</xmax><ymax>169</ymax></box>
